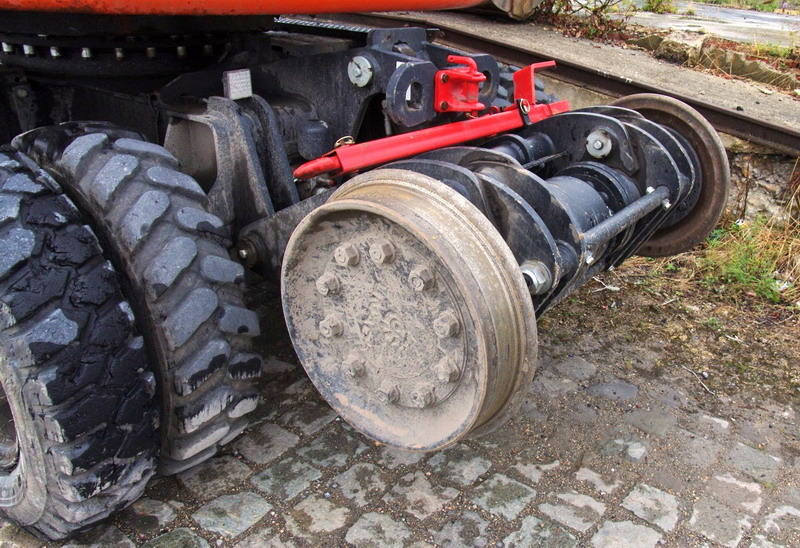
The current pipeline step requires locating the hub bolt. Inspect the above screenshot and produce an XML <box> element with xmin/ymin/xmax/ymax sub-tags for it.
<box><xmin>377</xmin><ymin>381</ymin><xmax>400</xmax><ymax>403</ymax></box>
<box><xmin>319</xmin><ymin>315</ymin><xmax>344</xmax><ymax>338</ymax></box>
<box><xmin>433</xmin><ymin>310</ymin><xmax>460</xmax><ymax>338</ymax></box>
<box><xmin>316</xmin><ymin>272</ymin><xmax>341</xmax><ymax>296</ymax></box>
<box><xmin>344</xmin><ymin>354</ymin><xmax>366</xmax><ymax>378</ymax></box>
<box><xmin>334</xmin><ymin>243</ymin><xmax>360</xmax><ymax>266</ymax></box>
<box><xmin>369</xmin><ymin>240</ymin><xmax>395</xmax><ymax>264</ymax></box>
<box><xmin>410</xmin><ymin>385</ymin><xmax>436</xmax><ymax>408</ymax></box>
<box><xmin>409</xmin><ymin>266</ymin><xmax>434</xmax><ymax>292</ymax></box>
<box><xmin>434</xmin><ymin>357</ymin><xmax>461</xmax><ymax>383</ymax></box>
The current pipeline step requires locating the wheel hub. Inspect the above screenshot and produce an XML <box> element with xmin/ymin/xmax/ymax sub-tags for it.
<box><xmin>282</xmin><ymin>169</ymin><xmax>537</xmax><ymax>451</ymax></box>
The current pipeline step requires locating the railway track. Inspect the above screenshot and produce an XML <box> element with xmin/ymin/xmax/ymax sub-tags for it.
<box><xmin>286</xmin><ymin>12</ymin><xmax>800</xmax><ymax>157</ymax></box>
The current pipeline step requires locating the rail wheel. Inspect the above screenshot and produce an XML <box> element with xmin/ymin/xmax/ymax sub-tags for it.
<box><xmin>611</xmin><ymin>94</ymin><xmax>731</xmax><ymax>257</ymax></box>
<box><xmin>282</xmin><ymin>169</ymin><xmax>537</xmax><ymax>451</ymax></box>
<box><xmin>14</xmin><ymin>124</ymin><xmax>263</xmax><ymax>475</ymax></box>
<box><xmin>0</xmin><ymin>149</ymin><xmax>158</xmax><ymax>539</ymax></box>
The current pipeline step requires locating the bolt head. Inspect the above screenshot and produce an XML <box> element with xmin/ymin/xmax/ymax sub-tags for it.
<box><xmin>319</xmin><ymin>315</ymin><xmax>344</xmax><ymax>338</ymax></box>
<box><xmin>439</xmin><ymin>101</ymin><xmax>449</xmax><ymax>111</ymax></box>
<box><xmin>369</xmin><ymin>240</ymin><xmax>395</xmax><ymax>264</ymax></box>
<box><xmin>433</xmin><ymin>311</ymin><xmax>460</xmax><ymax>338</ymax></box>
<box><xmin>410</xmin><ymin>385</ymin><xmax>436</xmax><ymax>408</ymax></box>
<box><xmin>334</xmin><ymin>243</ymin><xmax>360</xmax><ymax>266</ymax></box>
<box><xmin>316</xmin><ymin>272</ymin><xmax>341</xmax><ymax>296</ymax></box>
<box><xmin>409</xmin><ymin>266</ymin><xmax>434</xmax><ymax>291</ymax></box>
<box><xmin>377</xmin><ymin>381</ymin><xmax>400</xmax><ymax>404</ymax></box>
<box><xmin>237</xmin><ymin>248</ymin><xmax>249</xmax><ymax>260</ymax></box>
<box><xmin>344</xmin><ymin>354</ymin><xmax>366</xmax><ymax>378</ymax></box>
<box><xmin>434</xmin><ymin>357</ymin><xmax>461</xmax><ymax>383</ymax></box>
<box><xmin>593</xmin><ymin>140</ymin><xmax>603</xmax><ymax>150</ymax></box>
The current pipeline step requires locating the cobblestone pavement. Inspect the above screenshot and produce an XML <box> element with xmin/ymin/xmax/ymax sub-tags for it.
<box><xmin>1</xmin><ymin>286</ymin><xmax>798</xmax><ymax>548</ymax></box>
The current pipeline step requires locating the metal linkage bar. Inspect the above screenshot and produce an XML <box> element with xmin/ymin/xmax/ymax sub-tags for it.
<box><xmin>583</xmin><ymin>186</ymin><xmax>670</xmax><ymax>251</ymax></box>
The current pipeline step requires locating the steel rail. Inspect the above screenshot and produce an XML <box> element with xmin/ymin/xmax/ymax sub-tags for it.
<box><xmin>321</xmin><ymin>12</ymin><xmax>800</xmax><ymax>157</ymax></box>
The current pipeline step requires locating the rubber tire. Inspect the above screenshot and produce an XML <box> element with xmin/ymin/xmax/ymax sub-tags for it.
<box><xmin>14</xmin><ymin>124</ymin><xmax>263</xmax><ymax>475</ymax></box>
<box><xmin>0</xmin><ymin>148</ymin><xmax>158</xmax><ymax>540</ymax></box>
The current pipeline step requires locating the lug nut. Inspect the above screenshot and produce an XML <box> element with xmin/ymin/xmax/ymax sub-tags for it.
<box><xmin>377</xmin><ymin>381</ymin><xmax>400</xmax><ymax>403</ymax></box>
<box><xmin>344</xmin><ymin>354</ymin><xmax>366</xmax><ymax>378</ymax></box>
<box><xmin>433</xmin><ymin>310</ymin><xmax>460</xmax><ymax>338</ymax></box>
<box><xmin>410</xmin><ymin>385</ymin><xmax>436</xmax><ymax>408</ymax></box>
<box><xmin>409</xmin><ymin>266</ymin><xmax>434</xmax><ymax>291</ymax></box>
<box><xmin>319</xmin><ymin>315</ymin><xmax>344</xmax><ymax>338</ymax></box>
<box><xmin>369</xmin><ymin>240</ymin><xmax>395</xmax><ymax>264</ymax></box>
<box><xmin>316</xmin><ymin>272</ymin><xmax>341</xmax><ymax>296</ymax></box>
<box><xmin>434</xmin><ymin>357</ymin><xmax>461</xmax><ymax>383</ymax></box>
<box><xmin>334</xmin><ymin>242</ymin><xmax>360</xmax><ymax>266</ymax></box>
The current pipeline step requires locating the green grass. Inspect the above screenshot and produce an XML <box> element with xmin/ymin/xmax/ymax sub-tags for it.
<box><xmin>703</xmin><ymin>0</ymin><xmax>781</xmax><ymax>12</ymax></box>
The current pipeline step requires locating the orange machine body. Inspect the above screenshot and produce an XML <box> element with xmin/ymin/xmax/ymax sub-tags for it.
<box><xmin>0</xmin><ymin>0</ymin><xmax>484</xmax><ymax>15</ymax></box>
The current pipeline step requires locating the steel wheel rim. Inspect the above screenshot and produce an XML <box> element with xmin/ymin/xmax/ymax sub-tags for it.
<box><xmin>282</xmin><ymin>169</ymin><xmax>537</xmax><ymax>450</ymax></box>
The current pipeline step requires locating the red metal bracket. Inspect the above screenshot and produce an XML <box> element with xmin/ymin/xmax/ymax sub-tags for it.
<box><xmin>434</xmin><ymin>55</ymin><xmax>486</xmax><ymax>114</ymax></box>
<box><xmin>294</xmin><ymin>61</ymin><xmax>569</xmax><ymax>181</ymax></box>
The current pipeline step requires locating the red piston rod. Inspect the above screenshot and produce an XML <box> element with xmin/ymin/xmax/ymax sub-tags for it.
<box><xmin>294</xmin><ymin>62</ymin><xmax>570</xmax><ymax>180</ymax></box>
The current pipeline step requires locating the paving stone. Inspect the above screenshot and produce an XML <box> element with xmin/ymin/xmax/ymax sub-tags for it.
<box><xmin>625</xmin><ymin>408</ymin><xmax>676</xmax><ymax>437</ymax></box>
<box><xmin>234</xmin><ymin>423</ymin><xmax>299</xmax><ymax>465</ymax></box>
<box><xmin>621</xmin><ymin>483</ymin><xmax>680</xmax><ymax>532</ymax></box>
<box><xmin>63</xmin><ymin>525</ymin><xmax>135</xmax><ymax>548</ymax></box>
<box><xmin>193</xmin><ymin>492</ymin><xmax>272</xmax><ymax>538</ymax></box>
<box><xmin>285</xmin><ymin>495</ymin><xmax>351</xmax><ymax>541</ymax></box>
<box><xmin>432</xmin><ymin>510</ymin><xmax>489</xmax><ymax>547</ymax></box>
<box><xmin>425</xmin><ymin>443</ymin><xmax>491</xmax><ymax>486</ymax></box>
<box><xmin>336</xmin><ymin>463</ymin><xmax>390</xmax><ymax>506</ymax></box>
<box><xmin>383</xmin><ymin>471</ymin><xmax>460</xmax><ymax>520</ymax></box>
<box><xmin>251</xmin><ymin>457</ymin><xmax>322</xmax><ymax>500</ymax></box>
<box><xmin>278</xmin><ymin>399</ymin><xmax>337</xmax><ymax>435</ymax></box>
<box><xmin>513</xmin><ymin>459</ymin><xmax>560</xmax><ymax>484</ymax></box>
<box><xmin>706</xmin><ymin>473</ymin><xmax>763</xmax><ymax>514</ymax></box>
<box><xmin>700</xmin><ymin>414</ymin><xmax>730</xmax><ymax>431</ymax></box>
<box><xmin>0</xmin><ymin>521</ymin><xmax>40</xmax><ymax>548</ymax></box>
<box><xmin>122</xmin><ymin>497</ymin><xmax>178</xmax><ymax>536</ymax></box>
<box><xmin>142</xmin><ymin>528</ymin><xmax>209</xmax><ymax>548</ymax></box>
<box><xmin>472</xmin><ymin>474</ymin><xmax>537</xmax><ymax>520</ymax></box>
<box><xmin>553</xmin><ymin>356</ymin><xmax>597</xmax><ymax>381</ymax></box>
<box><xmin>724</xmin><ymin>443</ymin><xmax>782</xmax><ymax>483</ymax></box>
<box><xmin>236</xmin><ymin>528</ymin><xmax>298</xmax><ymax>548</ymax></box>
<box><xmin>687</xmin><ymin>496</ymin><xmax>752</xmax><ymax>547</ymax></box>
<box><xmin>345</xmin><ymin>512</ymin><xmax>412</xmax><ymax>548</ymax></box>
<box><xmin>539</xmin><ymin>491</ymin><xmax>606</xmax><ymax>533</ymax></box>
<box><xmin>178</xmin><ymin>455</ymin><xmax>252</xmax><ymax>498</ymax></box>
<box><xmin>375</xmin><ymin>446</ymin><xmax>426</xmax><ymax>469</ymax></box>
<box><xmin>587</xmin><ymin>380</ymin><xmax>638</xmax><ymax>401</ymax></box>
<box><xmin>502</xmin><ymin>515</ymin><xmax>577</xmax><ymax>548</ymax></box>
<box><xmin>590</xmin><ymin>520</ymin><xmax>661</xmax><ymax>548</ymax></box>
<box><xmin>762</xmin><ymin>505</ymin><xmax>800</xmax><ymax>535</ymax></box>
<box><xmin>576</xmin><ymin>467</ymin><xmax>622</xmax><ymax>494</ymax></box>
<box><xmin>296</xmin><ymin>427</ymin><xmax>368</xmax><ymax>469</ymax></box>
<box><xmin>600</xmin><ymin>434</ymin><xmax>648</xmax><ymax>463</ymax></box>
<box><xmin>646</xmin><ymin>383</ymin><xmax>693</xmax><ymax>409</ymax></box>
<box><xmin>566</xmin><ymin>402</ymin><xmax>598</xmax><ymax>423</ymax></box>
<box><xmin>673</xmin><ymin>429</ymin><xmax>724</xmax><ymax>468</ymax></box>
<box><xmin>531</xmin><ymin>370</ymin><xmax>578</xmax><ymax>397</ymax></box>
<box><xmin>749</xmin><ymin>534</ymin><xmax>785</xmax><ymax>548</ymax></box>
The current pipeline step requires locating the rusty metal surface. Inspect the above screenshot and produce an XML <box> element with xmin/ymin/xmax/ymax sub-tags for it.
<box><xmin>281</xmin><ymin>169</ymin><xmax>536</xmax><ymax>451</ymax></box>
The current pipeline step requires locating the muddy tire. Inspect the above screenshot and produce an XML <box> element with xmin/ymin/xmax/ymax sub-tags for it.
<box><xmin>0</xmin><ymin>149</ymin><xmax>158</xmax><ymax>539</ymax></box>
<box><xmin>14</xmin><ymin>125</ymin><xmax>263</xmax><ymax>475</ymax></box>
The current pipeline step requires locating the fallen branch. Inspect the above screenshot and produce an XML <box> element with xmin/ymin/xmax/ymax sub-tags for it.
<box><xmin>680</xmin><ymin>364</ymin><xmax>716</xmax><ymax>396</ymax></box>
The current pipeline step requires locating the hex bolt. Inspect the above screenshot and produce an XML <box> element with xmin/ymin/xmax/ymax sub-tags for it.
<box><xmin>586</xmin><ymin>129</ymin><xmax>612</xmax><ymax>159</ymax></box>
<box><xmin>411</xmin><ymin>385</ymin><xmax>436</xmax><ymax>408</ymax></box>
<box><xmin>347</xmin><ymin>55</ymin><xmax>373</xmax><ymax>87</ymax></box>
<box><xmin>319</xmin><ymin>315</ymin><xmax>344</xmax><ymax>338</ymax></box>
<box><xmin>81</xmin><ymin>47</ymin><xmax>92</xmax><ymax>59</ymax></box>
<box><xmin>316</xmin><ymin>272</ymin><xmax>341</xmax><ymax>296</ymax></box>
<box><xmin>334</xmin><ymin>242</ymin><xmax>360</xmax><ymax>266</ymax></box>
<box><xmin>409</xmin><ymin>266</ymin><xmax>434</xmax><ymax>291</ymax></box>
<box><xmin>662</xmin><ymin>199</ymin><xmax>672</xmax><ymax>210</ymax></box>
<box><xmin>2</xmin><ymin>43</ymin><xmax>13</xmax><ymax>54</ymax></box>
<box><xmin>433</xmin><ymin>311</ymin><xmax>460</xmax><ymax>338</ymax></box>
<box><xmin>344</xmin><ymin>354</ymin><xmax>366</xmax><ymax>378</ymax></box>
<box><xmin>520</xmin><ymin>259</ymin><xmax>553</xmax><ymax>296</ymax></box>
<box><xmin>434</xmin><ymin>358</ymin><xmax>461</xmax><ymax>383</ymax></box>
<box><xmin>23</xmin><ymin>44</ymin><xmax>35</xmax><ymax>56</ymax></box>
<box><xmin>369</xmin><ymin>240</ymin><xmax>395</xmax><ymax>264</ymax></box>
<box><xmin>439</xmin><ymin>101</ymin><xmax>449</xmax><ymax>111</ymax></box>
<box><xmin>146</xmin><ymin>47</ymin><xmax>157</xmax><ymax>59</ymax></box>
<box><xmin>14</xmin><ymin>88</ymin><xmax>28</xmax><ymax>99</ymax></box>
<box><xmin>49</xmin><ymin>46</ymin><xmax>61</xmax><ymax>58</ymax></box>
<box><xmin>115</xmin><ymin>47</ymin><xmax>124</xmax><ymax>61</ymax></box>
<box><xmin>176</xmin><ymin>46</ymin><xmax>187</xmax><ymax>58</ymax></box>
<box><xmin>593</xmin><ymin>140</ymin><xmax>603</xmax><ymax>150</ymax></box>
<box><xmin>377</xmin><ymin>381</ymin><xmax>400</xmax><ymax>404</ymax></box>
